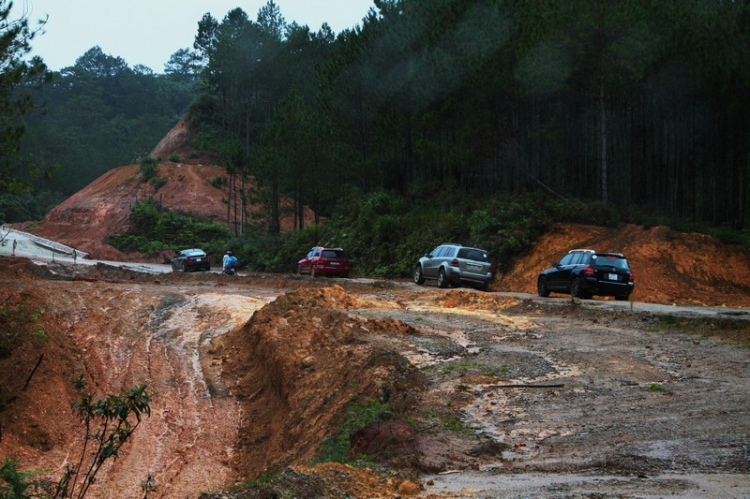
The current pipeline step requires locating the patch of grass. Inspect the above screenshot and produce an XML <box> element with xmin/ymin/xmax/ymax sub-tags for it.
<box><xmin>440</xmin><ymin>413</ymin><xmax>471</xmax><ymax>432</ymax></box>
<box><xmin>647</xmin><ymin>383</ymin><xmax>671</xmax><ymax>393</ymax></box>
<box><xmin>312</xmin><ymin>397</ymin><xmax>393</xmax><ymax>465</ymax></box>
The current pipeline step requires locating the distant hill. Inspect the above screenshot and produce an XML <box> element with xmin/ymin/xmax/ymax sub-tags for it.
<box><xmin>24</xmin><ymin>116</ymin><xmax>313</xmax><ymax>260</ymax></box>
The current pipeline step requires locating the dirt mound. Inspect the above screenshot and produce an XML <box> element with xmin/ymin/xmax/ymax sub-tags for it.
<box><xmin>432</xmin><ymin>290</ymin><xmax>519</xmax><ymax>311</ymax></box>
<box><xmin>216</xmin><ymin>286</ymin><xmax>423</xmax><ymax>478</ymax></box>
<box><xmin>497</xmin><ymin>223</ymin><xmax>750</xmax><ymax>307</ymax></box>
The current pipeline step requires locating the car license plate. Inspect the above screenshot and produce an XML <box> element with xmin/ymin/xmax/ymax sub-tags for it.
<box><xmin>331</xmin><ymin>262</ymin><xmax>340</xmax><ymax>266</ymax></box>
<box><xmin>196</xmin><ymin>258</ymin><xmax>202</xmax><ymax>262</ymax></box>
<box><xmin>468</xmin><ymin>264</ymin><xmax>480</xmax><ymax>271</ymax></box>
<box><xmin>608</xmin><ymin>273</ymin><xmax>618</xmax><ymax>281</ymax></box>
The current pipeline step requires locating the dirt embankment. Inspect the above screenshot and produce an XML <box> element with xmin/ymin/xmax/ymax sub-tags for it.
<box><xmin>2</xmin><ymin>259</ymin><xmax>750</xmax><ymax>498</ymax></box>
<box><xmin>496</xmin><ymin>223</ymin><xmax>750</xmax><ymax>308</ymax></box>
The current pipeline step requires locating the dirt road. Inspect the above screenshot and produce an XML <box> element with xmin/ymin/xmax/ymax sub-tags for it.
<box><xmin>1</xmin><ymin>259</ymin><xmax>749</xmax><ymax>498</ymax></box>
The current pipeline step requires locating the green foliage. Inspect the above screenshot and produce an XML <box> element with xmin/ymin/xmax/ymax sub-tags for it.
<box><xmin>209</xmin><ymin>177</ymin><xmax>226</xmax><ymax>189</ymax></box>
<box><xmin>168</xmin><ymin>153</ymin><xmax>180</xmax><ymax>162</ymax></box>
<box><xmin>312</xmin><ymin>398</ymin><xmax>393</xmax><ymax>465</ymax></box>
<box><xmin>151</xmin><ymin>177</ymin><xmax>167</xmax><ymax>191</ymax></box>
<box><xmin>0</xmin><ymin>191</ymin><xmax>64</xmax><ymax>224</ymax></box>
<box><xmin>0</xmin><ymin>458</ymin><xmax>49</xmax><ymax>498</ymax></box>
<box><xmin>109</xmin><ymin>199</ymin><xmax>231</xmax><ymax>256</ymax></box>
<box><xmin>54</xmin><ymin>378</ymin><xmax>151</xmax><ymax>499</ymax></box>
<box><xmin>0</xmin><ymin>1</ymin><xmax>50</xmax><ymax>197</ymax></box>
<box><xmin>139</xmin><ymin>156</ymin><xmax>157</xmax><ymax>182</ymax></box>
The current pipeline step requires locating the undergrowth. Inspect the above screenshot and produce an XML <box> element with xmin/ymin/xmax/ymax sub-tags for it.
<box><xmin>312</xmin><ymin>397</ymin><xmax>393</xmax><ymax>465</ymax></box>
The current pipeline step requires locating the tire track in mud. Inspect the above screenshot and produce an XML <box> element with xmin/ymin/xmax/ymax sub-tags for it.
<box><xmin>94</xmin><ymin>290</ymin><xmax>273</xmax><ymax>498</ymax></box>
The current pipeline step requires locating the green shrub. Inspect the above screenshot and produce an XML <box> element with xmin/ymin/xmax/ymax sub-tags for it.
<box><xmin>110</xmin><ymin>199</ymin><xmax>231</xmax><ymax>256</ymax></box>
<box><xmin>139</xmin><ymin>156</ymin><xmax>158</xmax><ymax>182</ymax></box>
<box><xmin>168</xmin><ymin>152</ymin><xmax>180</xmax><ymax>162</ymax></box>
<box><xmin>209</xmin><ymin>177</ymin><xmax>226</xmax><ymax>188</ymax></box>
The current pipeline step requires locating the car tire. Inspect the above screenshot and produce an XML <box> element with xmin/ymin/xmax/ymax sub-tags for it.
<box><xmin>437</xmin><ymin>268</ymin><xmax>449</xmax><ymax>288</ymax></box>
<box><xmin>570</xmin><ymin>277</ymin><xmax>585</xmax><ymax>298</ymax></box>
<box><xmin>414</xmin><ymin>265</ymin><xmax>425</xmax><ymax>285</ymax></box>
<box><xmin>477</xmin><ymin>281</ymin><xmax>489</xmax><ymax>292</ymax></box>
<box><xmin>296</xmin><ymin>265</ymin><xmax>302</xmax><ymax>275</ymax></box>
<box><xmin>342</xmin><ymin>273</ymin><xmax>349</xmax><ymax>279</ymax></box>
<box><xmin>615</xmin><ymin>294</ymin><xmax>629</xmax><ymax>301</ymax></box>
<box><xmin>182</xmin><ymin>262</ymin><xmax>188</xmax><ymax>273</ymax></box>
<box><xmin>311</xmin><ymin>265</ymin><xmax>317</xmax><ymax>278</ymax></box>
<box><xmin>537</xmin><ymin>277</ymin><xmax>550</xmax><ymax>297</ymax></box>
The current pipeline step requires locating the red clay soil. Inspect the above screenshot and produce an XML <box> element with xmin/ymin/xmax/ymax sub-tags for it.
<box><xmin>496</xmin><ymin>223</ymin><xmax>750</xmax><ymax>308</ymax></box>
<box><xmin>21</xmin><ymin>116</ymin><xmax>314</xmax><ymax>261</ymax></box>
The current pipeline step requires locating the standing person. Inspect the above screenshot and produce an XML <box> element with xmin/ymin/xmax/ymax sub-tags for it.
<box><xmin>12</xmin><ymin>239</ymin><xmax>16</xmax><ymax>256</ymax></box>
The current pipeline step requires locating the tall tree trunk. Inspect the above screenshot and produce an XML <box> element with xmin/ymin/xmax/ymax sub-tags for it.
<box><xmin>599</xmin><ymin>67</ymin><xmax>608</xmax><ymax>207</ymax></box>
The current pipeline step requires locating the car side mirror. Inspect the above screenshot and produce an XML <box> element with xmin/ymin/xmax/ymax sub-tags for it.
<box><xmin>425</xmin><ymin>253</ymin><xmax>432</xmax><ymax>258</ymax></box>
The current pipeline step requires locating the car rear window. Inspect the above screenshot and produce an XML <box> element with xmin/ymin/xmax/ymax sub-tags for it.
<box><xmin>593</xmin><ymin>254</ymin><xmax>629</xmax><ymax>269</ymax></box>
<box><xmin>322</xmin><ymin>250</ymin><xmax>346</xmax><ymax>258</ymax></box>
<box><xmin>458</xmin><ymin>248</ymin><xmax>490</xmax><ymax>262</ymax></box>
<box><xmin>184</xmin><ymin>250</ymin><xmax>205</xmax><ymax>257</ymax></box>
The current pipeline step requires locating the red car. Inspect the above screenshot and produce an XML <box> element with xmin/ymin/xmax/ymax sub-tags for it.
<box><xmin>297</xmin><ymin>247</ymin><xmax>350</xmax><ymax>278</ymax></box>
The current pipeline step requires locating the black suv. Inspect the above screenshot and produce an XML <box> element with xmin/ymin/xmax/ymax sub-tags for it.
<box><xmin>537</xmin><ymin>249</ymin><xmax>634</xmax><ymax>300</ymax></box>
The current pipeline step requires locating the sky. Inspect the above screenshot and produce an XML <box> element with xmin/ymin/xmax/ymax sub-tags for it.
<box><xmin>15</xmin><ymin>0</ymin><xmax>375</xmax><ymax>72</ymax></box>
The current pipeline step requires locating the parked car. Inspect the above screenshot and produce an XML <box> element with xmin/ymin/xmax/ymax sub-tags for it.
<box><xmin>297</xmin><ymin>247</ymin><xmax>350</xmax><ymax>278</ymax></box>
<box><xmin>415</xmin><ymin>243</ymin><xmax>493</xmax><ymax>291</ymax></box>
<box><xmin>537</xmin><ymin>249</ymin><xmax>634</xmax><ymax>300</ymax></box>
<box><xmin>172</xmin><ymin>248</ymin><xmax>211</xmax><ymax>272</ymax></box>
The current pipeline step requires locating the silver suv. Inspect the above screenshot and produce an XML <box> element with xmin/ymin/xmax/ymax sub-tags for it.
<box><xmin>415</xmin><ymin>243</ymin><xmax>493</xmax><ymax>291</ymax></box>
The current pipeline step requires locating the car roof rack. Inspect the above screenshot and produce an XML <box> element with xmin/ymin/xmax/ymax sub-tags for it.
<box><xmin>568</xmin><ymin>248</ymin><xmax>595</xmax><ymax>253</ymax></box>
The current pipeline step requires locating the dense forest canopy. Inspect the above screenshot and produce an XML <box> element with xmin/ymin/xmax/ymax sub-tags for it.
<box><xmin>189</xmin><ymin>0</ymin><xmax>750</xmax><ymax>230</ymax></box>
<box><xmin>2</xmin><ymin>0</ymin><xmax>749</xmax><ymax>233</ymax></box>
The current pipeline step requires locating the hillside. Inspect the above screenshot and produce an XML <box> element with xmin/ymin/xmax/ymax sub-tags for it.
<box><xmin>23</xmin><ymin>117</ymin><xmax>313</xmax><ymax>260</ymax></box>
<box><xmin>496</xmin><ymin>223</ymin><xmax>750</xmax><ymax>308</ymax></box>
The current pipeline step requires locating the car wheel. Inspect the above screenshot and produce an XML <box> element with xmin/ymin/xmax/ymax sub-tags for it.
<box><xmin>437</xmin><ymin>268</ymin><xmax>449</xmax><ymax>288</ymax></box>
<box><xmin>414</xmin><ymin>265</ymin><xmax>425</xmax><ymax>285</ymax></box>
<box><xmin>570</xmin><ymin>277</ymin><xmax>585</xmax><ymax>298</ymax></box>
<box><xmin>537</xmin><ymin>277</ymin><xmax>550</xmax><ymax>297</ymax></box>
<box><xmin>296</xmin><ymin>265</ymin><xmax>301</xmax><ymax>275</ymax></box>
<box><xmin>182</xmin><ymin>262</ymin><xmax>188</xmax><ymax>273</ymax></box>
<box><xmin>342</xmin><ymin>273</ymin><xmax>349</xmax><ymax>279</ymax></box>
<box><xmin>615</xmin><ymin>294</ymin><xmax>629</xmax><ymax>301</ymax></box>
<box><xmin>311</xmin><ymin>265</ymin><xmax>317</xmax><ymax>278</ymax></box>
<box><xmin>477</xmin><ymin>281</ymin><xmax>489</xmax><ymax>292</ymax></box>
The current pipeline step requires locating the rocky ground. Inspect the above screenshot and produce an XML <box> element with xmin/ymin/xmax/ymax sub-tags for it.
<box><xmin>1</xmin><ymin>258</ymin><xmax>749</xmax><ymax>498</ymax></box>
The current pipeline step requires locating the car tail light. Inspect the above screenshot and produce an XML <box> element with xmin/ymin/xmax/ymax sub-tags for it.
<box><xmin>450</xmin><ymin>259</ymin><xmax>459</xmax><ymax>268</ymax></box>
<box><xmin>582</xmin><ymin>267</ymin><xmax>595</xmax><ymax>277</ymax></box>
<box><xmin>629</xmin><ymin>272</ymin><xmax>634</xmax><ymax>282</ymax></box>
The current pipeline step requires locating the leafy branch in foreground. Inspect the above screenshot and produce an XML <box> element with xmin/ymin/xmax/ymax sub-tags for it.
<box><xmin>0</xmin><ymin>457</ymin><xmax>49</xmax><ymax>498</ymax></box>
<box><xmin>53</xmin><ymin>377</ymin><xmax>152</xmax><ymax>499</ymax></box>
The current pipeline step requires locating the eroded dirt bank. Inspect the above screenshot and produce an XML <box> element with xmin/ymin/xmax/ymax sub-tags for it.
<box><xmin>1</xmin><ymin>258</ymin><xmax>750</xmax><ymax>498</ymax></box>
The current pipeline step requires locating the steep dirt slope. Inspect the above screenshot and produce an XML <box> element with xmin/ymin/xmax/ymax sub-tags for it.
<box><xmin>24</xmin><ymin>116</ymin><xmax>313</xmax><ymax>261</ymax></box>
<box><xmin>497</xmin><ymin>223</ymin><xmax>750</xmax><ymax>307</ymax></box>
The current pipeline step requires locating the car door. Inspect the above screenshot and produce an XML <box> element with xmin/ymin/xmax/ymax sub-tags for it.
<box><xmin>422</xmin><ymin>245</ymin><xmax>444</xmax><ymax>278</ymax></box>
<box><xmin>299</xmin><ymin>249</ymin><xmax>314</xmax><ymax>273</ymax></box>
<box><xmin>547</xmin><ymin>253</ymin><xmax>575</xmax><ymax>290</ymax></box>
<box><xmin>172</xmin><ymin>251</ymin><xmax>184</xmax><ymax>270</ymax></box>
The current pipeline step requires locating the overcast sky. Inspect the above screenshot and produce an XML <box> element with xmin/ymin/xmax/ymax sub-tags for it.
<box><xmin>16</xmin><ymin>0</ymin><xmax>374</xmax><ymax>72</ymax></box>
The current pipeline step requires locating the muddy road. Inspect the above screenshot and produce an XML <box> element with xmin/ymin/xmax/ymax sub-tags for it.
<box><xmin>1</xmin><ymin>259</ymin><xmax>749</xmax><ymax>498</ymax></box>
